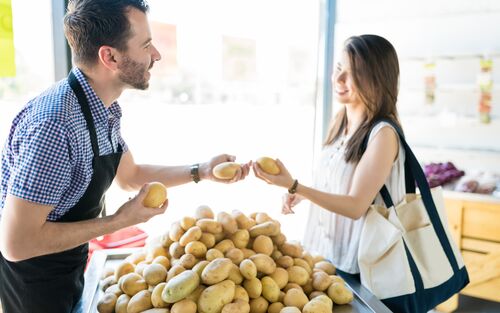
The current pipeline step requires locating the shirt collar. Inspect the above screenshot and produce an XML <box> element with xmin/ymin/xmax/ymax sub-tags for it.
<box><xmin>71</xmin><ymin>67</ymin><xmax>121</xmax><ymax>125</ymax></box>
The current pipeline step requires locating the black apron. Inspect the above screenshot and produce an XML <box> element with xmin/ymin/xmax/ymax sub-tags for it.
<box><xmin>0</xmin><ymin>72</ymin><xmax>123</xmax><ymax>313</ymax></box>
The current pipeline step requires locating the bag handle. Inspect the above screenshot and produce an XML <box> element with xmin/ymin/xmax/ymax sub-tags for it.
<box><xmin>363</xmin><ymin>119</ymin><xmax>460</xmax><ymax>273</ymax></box>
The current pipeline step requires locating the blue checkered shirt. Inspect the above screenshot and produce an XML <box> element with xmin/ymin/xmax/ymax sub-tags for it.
<box><xmin>0</xmin><ymin>68</ymin><xmax>128</xmax><ymax>221</ymax></box>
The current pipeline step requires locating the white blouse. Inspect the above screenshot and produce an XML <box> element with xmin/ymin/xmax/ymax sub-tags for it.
<box><xmin>302</xmin><ymin>121</ymin><xmax>406</xmax><ymax>274</ymax></box>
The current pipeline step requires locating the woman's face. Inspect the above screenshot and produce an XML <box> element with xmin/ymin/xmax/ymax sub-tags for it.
<box><xmin>333</xmin><ymin>51</ymin><xmax>362</xmax><ymax>106</ymax></box>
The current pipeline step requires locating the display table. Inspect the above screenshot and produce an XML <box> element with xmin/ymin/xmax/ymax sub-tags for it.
<box><xmin>80</xmin><ymin>248</ymin><xmax>391</xmax><ymax>313</ymax></box>
<box><xmin>437</xmin><ymin>191</ymin><xmax>500</xmax><ymax>312</ymax></box>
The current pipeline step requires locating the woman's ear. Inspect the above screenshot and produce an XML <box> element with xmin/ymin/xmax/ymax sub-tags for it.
<box><xmin>97</xmin><ymin>46</ymin><xmax>119</xmax><ymax>71</ymax></box>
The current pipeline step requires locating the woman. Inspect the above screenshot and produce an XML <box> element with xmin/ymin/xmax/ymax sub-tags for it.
<box><xmin>253</xmin><ymin>33</ymin><xmax>404</xmax><ymax>293</ymax></box>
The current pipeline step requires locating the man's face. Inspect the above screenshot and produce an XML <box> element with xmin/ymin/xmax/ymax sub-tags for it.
<box><xmin>117</xmin><ymin>8</ymin><xmax>161</xmax><ymax>90</ymax></box>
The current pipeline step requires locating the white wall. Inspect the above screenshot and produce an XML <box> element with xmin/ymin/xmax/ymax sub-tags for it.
<box><xmin>334</xmin><ymin>0</ymin><xmax>500</xmax><ymax>171</ymax></box>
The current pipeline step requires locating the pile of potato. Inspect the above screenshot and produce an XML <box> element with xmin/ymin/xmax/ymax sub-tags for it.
<box><xmin>97</xmin><ymin>206</ymin><xmax>354</xmax><ymax>313</ymax></box>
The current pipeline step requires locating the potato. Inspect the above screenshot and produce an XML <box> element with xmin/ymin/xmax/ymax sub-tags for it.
<box><xmin>312</xmin><ymin>271</ymin><xmax>332</xmax><ymax>291</ymax></box>
<box><xmin>232</xmin><ymin>210</ymin><xmax>256</xmax><ymax>230</ymax></box>
<box><xmin>179</xmin><ymin>226</ymin><xmax>202</xmax><ymax>246</ymax></box>
<box><xmin>118</xmin><ymin>273</ymin><xmax>147</xmax><ymax>296</ymax></box>
<box><xmin>222</xmin><ymin>300</ymin><xmax>251</xmax><ymax>313</ymax></box>
<box><xmin>249</xmin><ymin>254</ymin><xmax>276</xmax><ymax>275</ymax></box>
<box><xmin>166</xmin><ymin>264</ymin><xmax>186</xmax><ymax>282</ymax></box>
<box><xmin>198</xmin><ymin>280</ymin><xmax>236</xmax><ymax>313</ymax></box>
<box><xmin>302</xmin><ymin>252</ymin><xmax>314</xmax><ymax>268</ymax></box>
<box><xmin>227</xmin><ymin>263</ymin><xmax>244</xmax><ymax>285</ymax></box>
<box><xmin>293</xmin><ymin>258</ymin><xmax>312</xmax><ymax>275</ymax></box>
<box><xmin>230</xmin><ymin>229</ymin><xmax>250</xmax><ymax>249</ymax></box>
<box><xmin>279</xmin><ymin>242</ymin><xmax>303</xmax><ymax>258</ymax></box>
<box><xmin>269</xmin><ymin>267</ymin><xmax>288</xmax><ymax>289</ymax></box>
<box><xmin>199</xmin><ymin>232</ymin><xmax>216</xmax><ymax>248</ymax></box>
<box><xmin>160</xmin><ymin>232</ymin><xmax>173</xmax><ymax>249</ymax></box>
<box><xmin>214</xmin><ymin>239</ymin><xmax>235</xmax><ymax>254</ymax></box>
<box><xmin>180</xmin><ymin>216</ymin><xmax>197</xmax><ymax>230</ymax></box>
<box><xmin>239</xmin><ymin>259</ymin><xmax>257</xmax><ymax>280</ymax></box>
<box><xmin>171</xmin><ymin>298</ymin><xmax>197</xmax><ymax>313</ymax></box>
<box><xmin>151</xmin><ymin>283</ymin><xmax>168</xmax><ymax>308</ymax></box>
<box><xmin>97</xmin><ymin>292</ymin><xmax>117</xmax><ymax>313</ymax></box>
<box><xmin>279</xmin><ymin>307</ymin><xmax>301</xmax><ymax>313</ymax></box>
<box><xmin>206</xmin><ymin>248</ymin><xmax>224</xmax><ymax>261</ymax></box>
<box><xmin>255</xmin><ymin>213</ymin><xmax>273</xmax><ymax>224</ymax></box>
<box><xmin>253</xmin><ymin>235</ymin><xmax>273</xmax><ymax>256</ymax></box>
<box><xmin>261</xmin><ymin>276</ymin><xmax>280</xmax><ymax>302</ymax></box>
<box><xmin>327</xmin><ymin>282</ymin><xmax>353</xmax><ymax>304</ymax></box>
<box><xmin>268</xmin><ymin>302</ymin><xmax>284</xmax><ymax>313</ymax></box>
<box><xmin>147</xmin><ymin>244</ymin><xmax>169</xmax><ymax>263</ymax></box>
<box><xmin>127</xmin><ymin>290</ymin><xmax>153</xmax><ymax>313</ymax></box>
<box><xmin>192</xmin><ymin>260</ymin><xmax>210</xmax><ymax>278</ymax></box>
<box><xmin>271</xmin><ymin>233</ymin><xmax>286</xmax><ymax>246</ymax></box>
<box><xmin>314</xmin><ymin>261</ymin><xmax>336</xmax><ymax>275</ymax></box>
<box><xmin>196</xmin><ymin>219</ymin><xmax>223</xmax><ymax>234</ymax></box>
<box><xmin>141</xmin><ymin>309</ymin><xmax>170</xmax><ymax>313</ymax></box>
<box><xmin>125</xmin><ymin>251</ymin><xmax>146</xmax><ymax>265</ymax></box>
<box><xmin>241</xmin><ymin>248</ymin><xmax>256</xmax><ymax>259</ymax></box>
<box><xmin>309</xmin><ymin>291</ymin><xmax>327</xmax><ymax>299</ymax></box>
<box><xmin>283</xmin><ymin>283</ymin><xmax>302</xmax><ymax>293</ymax></box>
<box><xmin>104</xmin><ymin>284</ymin><xmax>123</xmax><ymax>297</ymax></box>
<box><xmin>287</xmin><ymin>266</ymin><xmax>309</xmax><ymax>286</ymax></box>
<box><xmin>276</xmin><ymin>256</ymin><xmax>294</xmax><ymax>269</ymax></box>
<box><xmin>100</xmin><ymin>275</ymin><xmax>116</xmax><ymax>292</ymax></box>
<box><xmin>185</xmin><ymin>285</ymin><xmax>206</xmax><ymax>302</ymax></box>
<box><xmin>114</xmin><ymin>261</ymin><xmax>135</xmax><ymax>281</ymax></box>
<box><xmin>243</xmin><ymin>277</ymin><xmax>262</xmax><ymax>299</ymax></box>
<box><xmin>302</xmin><ymin>278</ymin><xmax>313</xmax><ymax>295</ymax></box>
<box><xmin>152</xmin><ymin>255</ymin><xmax>170</xmax><ymax>270</ymax></box>
<box><xmin>143</xmin><ymin>182</ymin><xmax>167</xmax><ymax>208</ymax></box>
<box><xmin>217</xmin><ymin>211</ymin><xmax>238</xmax><ymax>234</ymax></box>
<box><xmin>143</xmin><ymin>263</ymin><xmax>168</xmax><ymax>286</ymax></box>
<box><xmin>283</xmin><ymin>288</ymin><xmax>308</xmax><ymax>310</ymax></box>
<box><xmin>225</xmin><ymin>248</ymin><xmax>244</xmax><ymax>265</ymax></box>
<box><xmin>249</xmin><ymin>221</ymin><xmax>279</xmax><ymax>237</ymax></box>
<box><xmin>330</xmin><ymin>275</ymin><xmax>345</xmax><ymax>284</ymax></box>
<box><xmin>213</xmin><ymin>162</ymin><xmax>241</xmax><ymax>180</ymax></box>
<box><xmin>195</xmin><ymin>205</ymin><xmax>215</xmax><ymax>220</ymax></box>
<box><xmin>162</xmin><ymin>270</ymin><xmax>200</xmax><ymax>303</ymax></box>
<box><xmin>302</xmin><ymin>295</ymin><xmax>332</xmax><ymax>313</ymax></box>
<box><xmin>185</xmin><ymin>241</ymin><xmax>207</xmax><ymax>258</ymax></box>
<box><xmin>249</xmin><ymin>296</ymin><xmax>268</xmax><ymax>313</ymax></box>
<box><xmin>114</xmin><ymin>294</ymin><xmax>130</xmax><ymax>313</ymax></box>
<box><xmin>256</xmin><ymin>157</ymin><xmax>280</xmax><ymax>175</ymax></box>
<box><xmin>179</xmin><ymin>253</ymin><xmax>198</xmax><ymax>269</ymax></box>
<box><xmin>169</xmin><ymin>221</ymin><xmax>185</xmax><ymax>242</ymax></box>
<box><xmin>201</xmin><ymin>258</ymin><xmax>233</xmax><ymax>285</ymax></box>
<box><xmin>234</xmin><ymin>285</ymin><xmax>250</xmax><ymax>302</ymax></box>
<box><xmin>169</xmin><ymin>242</ymin><xmax>185</xmax><ymax>259</ymax></box>
<box><xmin>101</xmin><ymin>267</ymin><xmax>115</xmax><ymax>279</ymax></box>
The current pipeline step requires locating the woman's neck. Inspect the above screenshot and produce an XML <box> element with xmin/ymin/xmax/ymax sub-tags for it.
<box><xmin>344</xmin><ymin>102</ymin><xmax>366</xmax><ymax>135</ymax></box>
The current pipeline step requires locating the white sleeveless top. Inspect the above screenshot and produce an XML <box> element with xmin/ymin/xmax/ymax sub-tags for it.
<box><xmin>302</xmin><ymin>122</ymin><xmax>406</xmax><ymax>274</ymax></box>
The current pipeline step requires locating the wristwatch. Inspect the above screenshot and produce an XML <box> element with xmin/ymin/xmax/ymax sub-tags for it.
<box><xmin>190</xmin><ymin>163</ymin><xmax>200</xmax><ymax>183</ymax></box>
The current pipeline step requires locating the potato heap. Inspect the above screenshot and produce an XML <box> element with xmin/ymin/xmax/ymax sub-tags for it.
<box><xmin>97</xmin><ymin>206</ymin><xmax>354</xmax><ymax>313</ymax></box>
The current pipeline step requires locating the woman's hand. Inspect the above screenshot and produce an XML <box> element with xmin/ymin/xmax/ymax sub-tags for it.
<box><xmin>200</xmin><ymin>154</ymin><xmax>252</xmax><ymax>183</ymax></box>
<box><xmin>252</xmin><ymin>159</ymin><xmax>295</xmax><ymax>189</ymax></box>
<box><xmin>282</xmin><ymin>193</ymin><xmax>304</xmax><ymax>214</ymax></box>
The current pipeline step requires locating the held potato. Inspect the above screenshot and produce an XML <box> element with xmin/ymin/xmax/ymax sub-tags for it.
<box><xmin>162</xmin><ymin>270</ymin><xmax>200</xmax><ymax>303</ymax></box>
<box><xmin>256</xmin><ymin>157</ymin><xmax>280</xmax><ymax>175</ymax></box>
<box><xmin>198</xmin><ymin>280</ymin><xmax>236</xmax><ymax>313</ymax></box>
<box><xmin>213</xmin><ymin>162</ymin><xmax>241</xmax><ymax>180</ymax></box>
<box><xmin>143</xmin><ymin>182</ymin><xmax>167</xmax><ymax>208</ymax></box>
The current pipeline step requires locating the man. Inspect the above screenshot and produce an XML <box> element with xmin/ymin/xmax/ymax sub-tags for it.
<box><xmin>0</xmin><ymin>1</ymin><xmax>250</xmax><ymax>312</ymax></box>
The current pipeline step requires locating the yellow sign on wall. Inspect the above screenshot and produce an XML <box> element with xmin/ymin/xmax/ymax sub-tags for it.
<box><xmin>0</xmin><ymin>0</ymin><xmax>15</xmax><ymax>77</ymax></box>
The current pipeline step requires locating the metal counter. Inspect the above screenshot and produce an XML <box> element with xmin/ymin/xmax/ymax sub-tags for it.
<box><xmin>81</xmin><ymin>248</ymin><xmax>392</xmax><ymax>313</ymax></box>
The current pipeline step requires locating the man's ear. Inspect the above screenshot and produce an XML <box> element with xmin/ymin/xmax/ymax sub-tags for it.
<box><xmin>97</xmin><ymin>46</ymin><xmax>119</xmax><ymax>70</ymax></box>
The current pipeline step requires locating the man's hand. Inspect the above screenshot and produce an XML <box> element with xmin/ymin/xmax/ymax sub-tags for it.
<box><xmin>199</xmin><ymin>154</ymin><xmax>252</xmax><ymax>183</ymax></box>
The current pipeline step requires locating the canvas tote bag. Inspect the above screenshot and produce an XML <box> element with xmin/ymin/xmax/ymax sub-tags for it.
<box><xmin>358</xmin><ymin>121</ymin><xmax>469</xmax><ymax>313</ymax></box>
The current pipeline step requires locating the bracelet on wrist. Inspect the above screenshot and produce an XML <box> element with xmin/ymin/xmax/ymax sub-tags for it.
<box><xmin>288</xmin><ymin>179</ymin><xmax>299</xmax><ymax>194</ymax></box>
<box><xmin>190</xmin><ymin>163</ymin><xmax>200</xmax><ymax>183</ymax></box>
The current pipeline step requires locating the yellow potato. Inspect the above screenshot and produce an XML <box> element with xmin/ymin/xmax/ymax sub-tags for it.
<box><xmin>97</xmin><ymin>292</ymin><xmax>117</xmax><ymax>313</ymax></box>
<box><xmin>171</xmin><ymin>298</ymin><xmax>197</xmax><ymax>313</ymax></box>
<box><xmin>118</xmin><ymin>273</ymin><xmax>147</xmax><ymax>296</ymax></box>
<box><xmin>212</xmin><ymin>162</ymin><xmax>241</xmax><ymax>180</ymax></box>
<box><xmin>201</xmin><ymin>258</ymin><xmax>233</xmax><ymax>285</ymax></box>
<box><xmin>230</xmin><ymin>229</ymin><xmax>250</xmax><ymax>249</ymax></box>
<box><xmin>198</xmin><ymin>280</ymin><xmax>236</xmax><ymax>313</ymax></box>
<box><xmin>195</xmin><ymin>205</ymin><xmax>215</xmax><ymax>220</ymax></box>
<box><xmin>312</xmin><ymin>271</ymin><xmax>332</xmax><ymax>291</ymax></box>
<box><xmin>256</xmin><ymin>157</ymin><xmax>280</xmax><ymax>175</ymax></box>
<box><xmin>253</xmin><ymin>235</ymin><xmax>274</xmax><ymax>256</ymax></box>
<box><xmin>268</xmin><ymin>302</ymin><xmax>284</xmax><ymax>313</ymax></box>
<box><xmin>143</xmin><ymin>264</ymin><xmax>168</xmax><ymax>286</ymax></box>
<box><xmin>179</xmin><ymin>226</ymin><xmax>202</xmax><ymax>246</ymax></box>
<box><xmin>151</xmin><ymin>283</ymin><xmax>168</xmax><ymax>308</ymax></box>
<box><xmin>302</xmin><ymin>295</ymin><xmax>332</xmax><ymax>313</ymax></box>
<box><xmin>287</xmin><ymin>266</ymin><xmax>309</xmax><ymax>286</ymax></box>
<box><xmin>234</xmin><ymin>285</ymin><xmax>250</xmax><ymax>302</ymax></box>
<box><xmin>180</xmin><ymin>216</ymin><xmax>197</xmax><ymax>230</ymax></box>
<box><xmin>314</xmin><ymin>261</ymin><xmax>336</xmax><ymax>275</ymax></box>
<box><xmin>249</xmin><ymin>253</ymin><xmax>276</xmax><ymax>275</ymax></box>
<box><xmin>222</xmin><ymin>299</ymin><xmax>250</xmax><ymax>313</ymax></box>
<box><xmin>269</xmin><ymin>267</ymin><xmax>289</xmax><ymax>289</ymax></box>
<box><xmin>114</xmin><ymin>261</ymin><xmax>135</xmax><ymax>281</ymax></box>
<box><xmin>232</xmin><ymin>210</ymin><xmax>257</xmax><ymax>230</ymax></box>
<box><xmin>239</xmin><ymin>259</ymin><xmax>257</xmax><ymax>280</ymax></box>
<box><xmin>114</xmin><ymin>294</ymin><xmax>130</xmax><ymax>313</ymax></box>
<box><xmin>178</xmin><ymin>253</ymin><xmax>198</xmax><ymax>269</ymax></box>
<box><xmin>127</xmin><ymin>290</ymin><xmax>153</xmax><ymax>313</ymax></box>
<box><xmin>261</xmin><ymin>276</ymin><xmax>280</xmax><ymax>303</ymax></box>
<box><xmin>196</xmin><ymin>219</ymin><xmax>223</xmax><ymax>234</ymax></box>
<box><xmin>249</xmin><ymin>296</ymin><xmax>269</xmax><ymax>313</ymax></box>
<box><xmin>185</xmin><ymin>241</ymin><xmax>207</xmax><ymax>258</ymax></box>
<box><xmin>249</xmin><ymin>221</ymin><xmax>279</xmax><ymax>237</ymax></box>
<box><xmin>283</xmin><ymin>288</ymin><xmax>308</xmax><ymax>310</ymax></box>
<box><xmin>225</xmin><ymin>248</ymin><xmax>244</xmax><ymax>265</ymax></box>
<box><xmin>243</xmin><ymin>277</ymin><xmax>262</xmax><ymax>299</ymax></box>
<box><xmin>327</xmin><ymin>282</ymin><xmax>354</xmax><ymax>305</ymax></box>
<box><xmin>162</xmin><ymin>270</ymin><xmax>201</xmax><ymax>303</ymax></box>
<box><xmin>143</xmin><ymin>182</ymin><xmax>167</xmax><ymax>208</ymax></box>
<box><xmin>279</xmin><ymin>307</ymin><xmax>301</xmax><ymax>313</ymax></box>
<box><xmin>199</xmin><ymin>232</ymin><xmax>216</xmax><ymax>248</ymax></box>
<box><xmin>217</xmin><ymin>211</ymin><xmax>238</xmax><ymax>234</ymax></box>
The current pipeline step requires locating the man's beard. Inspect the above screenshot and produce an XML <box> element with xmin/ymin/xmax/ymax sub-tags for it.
<box><xmin>118</xmin><ymin>56</ymin><xmax>153</xmax><ymax>90</ymax></box>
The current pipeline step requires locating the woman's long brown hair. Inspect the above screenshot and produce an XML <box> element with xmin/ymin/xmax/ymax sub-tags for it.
<box><xmin>324</xmin><ymin>34</ymin><xmax>403</xmax><ymax>163</ymax></box>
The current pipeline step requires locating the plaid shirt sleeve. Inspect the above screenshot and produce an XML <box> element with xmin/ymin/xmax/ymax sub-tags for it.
<box><xmin>8</xmin><ymin>120</ymin><xmax>72</xmax><ymax>206</ymax></box>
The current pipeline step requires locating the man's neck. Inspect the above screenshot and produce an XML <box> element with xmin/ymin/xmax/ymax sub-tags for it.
<box><xmin>78</xmin><ymin>66</ymin><xmax>122</xmax><ymax>107</ymax></box>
